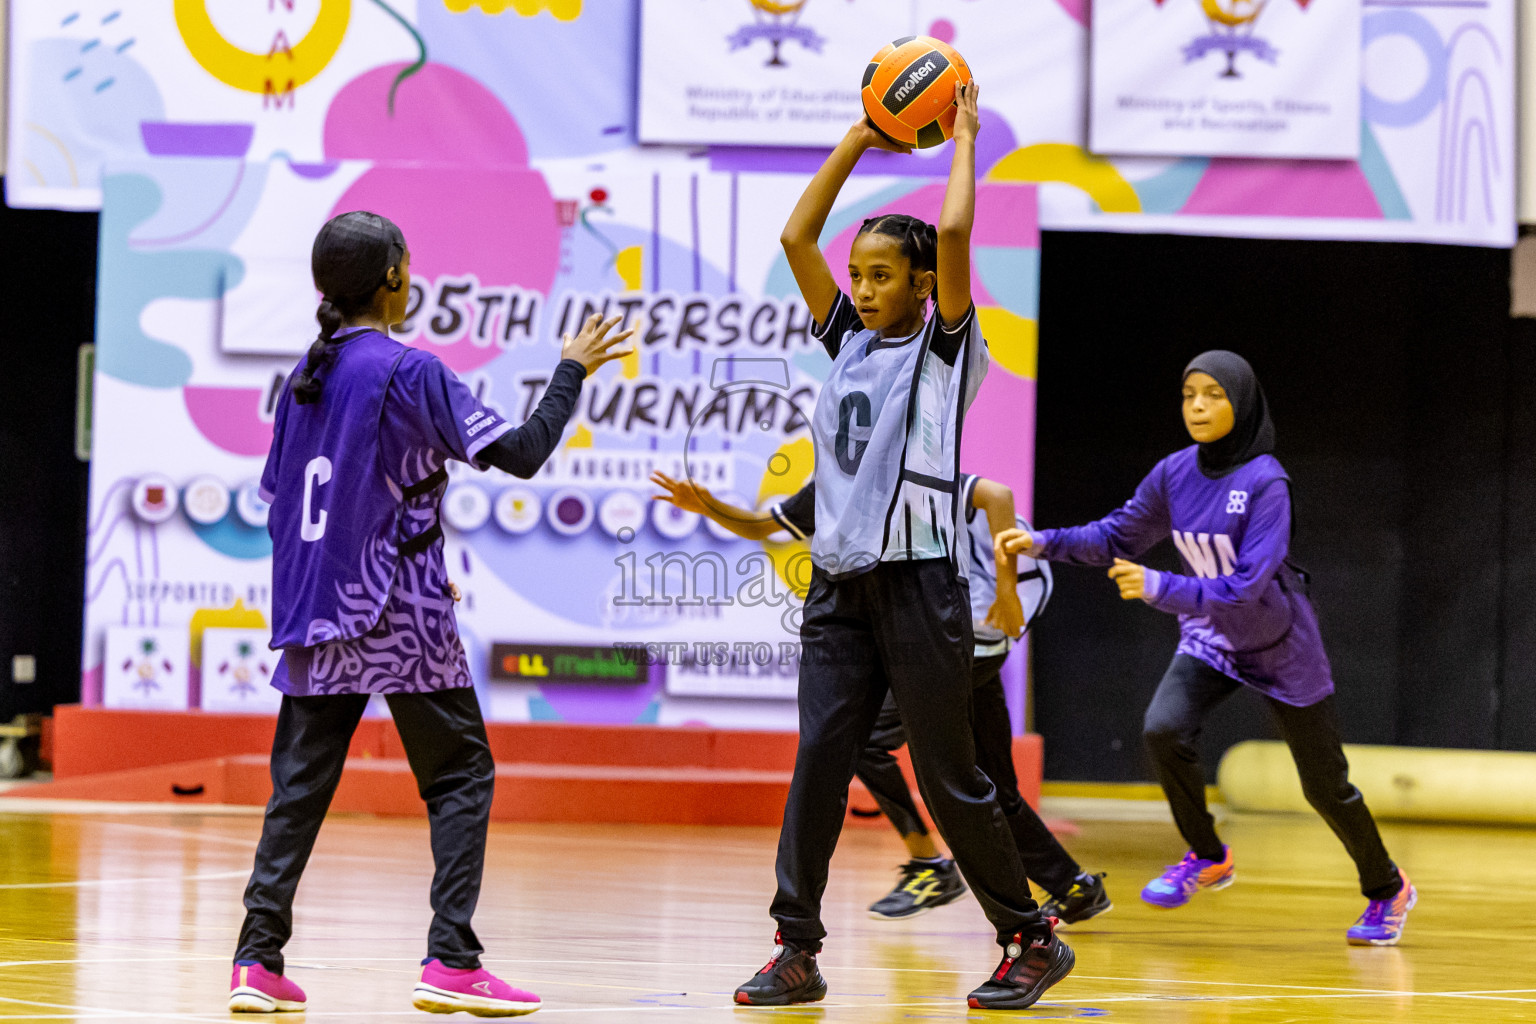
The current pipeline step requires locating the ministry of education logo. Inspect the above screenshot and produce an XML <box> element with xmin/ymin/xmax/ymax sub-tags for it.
<box><xmin>1156</xmin><ymin>0</ymin><xmax>1313</xmax><ymax>78</ymax></box>
<box><xmin>727</xmin><ymin>0</ymin><xmax>825</xmax><ymax>67</ymax></box>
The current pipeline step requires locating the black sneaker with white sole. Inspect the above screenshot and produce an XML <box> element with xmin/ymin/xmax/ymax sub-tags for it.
<box><xmin>967</xmin><ymin>923</ymin><xmax>1076</xmax><ymax>1010</ymax></box>
<box><xmin>867</xmin><ymin>858</ymin><xmax>968</xmax><ymax>920</ymax></box>
<box><xmin>1040</xmin><ymin>872</ymin><xmax>1113</xmax><ymax>925</ymax></box>
<box><xmin>733</xmin><ymin>933</ymin><xmax>827</xmax><ymax>1006</ymax></box>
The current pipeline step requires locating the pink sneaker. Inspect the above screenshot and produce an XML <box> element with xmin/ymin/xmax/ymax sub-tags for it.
<box><xmin>229</xmin><ymin>961</ymin><xmax>307</xmax><ymax>1013</ymax></box>
<box><xmin>412</xmin><ymin>958</ymin><xmax>541</xmax><ymax>1017</ymax></box>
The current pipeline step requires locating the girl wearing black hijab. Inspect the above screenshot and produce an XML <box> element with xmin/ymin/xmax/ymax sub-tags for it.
<box><xmin>995</xmin><ymin>351</ymin><xmax>1416</xmax><ymax>946</ymax></box>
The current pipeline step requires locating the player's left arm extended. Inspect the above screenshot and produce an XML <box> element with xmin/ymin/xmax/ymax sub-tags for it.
<box><xmin>935</xmin><ymin>81</ymin><xmax>979</xmax><ymax>329</ymax></box>
<box><xmin>649</xmin><ymin>471</ymin><xmax>782</xmax><ymax>541</ymax></box>
<box><xmin>972</xmin><ymin>478</ymin><xmax>1023</xmax><ymax>631</ymax></box>
<box><xmin>1138</xmin><ymin>481</ymin><xmax>1292</xmax><ymax>614</ymax></box>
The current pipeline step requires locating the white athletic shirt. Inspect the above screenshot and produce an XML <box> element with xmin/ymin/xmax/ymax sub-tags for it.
<box><xmin>808</xmin><ymin>292</ymin><xmax>987</xmax><ymax>580</ymax></box>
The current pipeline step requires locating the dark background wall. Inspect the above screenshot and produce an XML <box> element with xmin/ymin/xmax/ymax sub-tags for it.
<box><xmin>1033</xmin><ymin>230</ymin><xmax>1526</xmax><ymax>781</ymax></box>
<box><xmin>0</xmin><ymin>203</ymin><xmax>96</xmax><ymax>720</ymax></box>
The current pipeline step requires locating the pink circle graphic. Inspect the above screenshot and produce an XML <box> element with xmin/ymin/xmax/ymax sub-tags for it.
<box><xmin>324</xmin><ymin>64</ymin><xmax>559</xmax><ymax>374</ymax></box>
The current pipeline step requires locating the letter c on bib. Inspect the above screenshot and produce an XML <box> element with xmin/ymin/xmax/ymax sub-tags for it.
<box><xmin>301</xmin><ymin>457</ymin><xmax>333</xmax><ymax>542</ymax></box>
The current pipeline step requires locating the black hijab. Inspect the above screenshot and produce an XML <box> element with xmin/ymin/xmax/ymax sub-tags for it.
<box><xmin>1182</xmin><ymin>350</ymin><xmax>1275</xmax><ymax>478</ymax></box>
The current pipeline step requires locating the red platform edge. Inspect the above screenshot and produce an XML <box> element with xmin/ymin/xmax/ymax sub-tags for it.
<box><xmin>30</xmin><ymin>706</ymin><xmax>1042</xmax><ymax>827</ymax></box>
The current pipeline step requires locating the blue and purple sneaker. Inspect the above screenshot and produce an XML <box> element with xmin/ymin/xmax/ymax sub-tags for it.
<box><xmin>1347</xmin><ymin>871</ymin><xmax>1417</xmax><ymax>946</ymax></box>
<box><xmin>1140</xmin><ymin>847</ymin><xmax>1235</xmax><ymax>908</ymax></box>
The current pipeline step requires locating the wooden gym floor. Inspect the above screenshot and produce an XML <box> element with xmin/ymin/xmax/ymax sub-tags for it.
<box><xmin>0</xmin><ymin>802</ymin><xmax>1532</xmax><ymax>1021</ymax></box>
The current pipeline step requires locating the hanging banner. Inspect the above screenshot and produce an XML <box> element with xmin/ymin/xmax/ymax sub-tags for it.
<box><xmin>637</xmin><ymin>0</ymin><xmax>891</xmax><ymax>147</ymax></box>
<box><xmin>83</xmin><ymin>128</ymin><xmax>1041</xmax><ymax>725</ymax></box>
<box><xmin>1089</xmin><ymin>0</ymin><xmax>1361</xmax><ymax>159</ymax></box>
<box><xmin>5</xmin><ymin>0</ymin><xmax>1516</xmax><ymax>246</ymax></box>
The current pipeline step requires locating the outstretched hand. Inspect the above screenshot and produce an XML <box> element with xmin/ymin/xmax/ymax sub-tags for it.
<box><xmin>993</xmin><ymin>527</ymin><xmax>1034</xmax><ymax>563</ymax></box>
<box><xmin>561</xmin><ymin>313</ymin><xmax>637</xmax><ymax>375</ymax></box>
<box><xmin>1107</xmin><ymin>558</ymin><xmax>1147</xmax><ymax>601</ymax></box>
<box><xmin>650</xmin><ymin>470</ymin><xmax>714</xmax><ymax>517</ymax></box>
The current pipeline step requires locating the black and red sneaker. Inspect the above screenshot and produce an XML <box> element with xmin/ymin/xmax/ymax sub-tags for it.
<box><xmin>966</xmin><ymin>920</ymin><xmax>1075</xmax><ymax>1009</ymax></box>
<box><xmin>733</xmin><ymin>932</ymin><xmax>827</xmax><ymax>1006</ymax></box>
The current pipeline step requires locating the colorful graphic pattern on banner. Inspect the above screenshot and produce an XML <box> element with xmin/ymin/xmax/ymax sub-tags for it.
<box><xmin>1089</xmin><ymin>0</ymin><xmax>1362</xmax><ymax>159</ymax></box>
<box><xmin>4</xmin><ymin>0</ymin><xmax>1514</xmax><ymax>245</ymax></box>
<box><xmin>82</xmin><ymin>102</ymin><xmax>1041</xmax><ymax>725</ymax></box>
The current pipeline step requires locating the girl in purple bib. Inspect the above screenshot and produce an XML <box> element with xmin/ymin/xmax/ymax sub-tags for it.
<box><xmin>997</xmin><ymin>351</ymin><xmax>1417</xmax><ymax>947</ymax></box>
<box><xmin>229</xmin><ymin>211</ymin><xmax>632</xmax><ymax>1016</ymax></box>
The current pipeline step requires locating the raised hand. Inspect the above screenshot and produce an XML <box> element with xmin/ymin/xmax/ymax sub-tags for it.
<box><xmin>952</xmin><ymin>81</ymin><xmax>980</xmax><ymax>145</ymax></box>
<box><xmin>561</xmin><ymin>313</ymin><xmax>637</xmax><ymax>375</ymax></box>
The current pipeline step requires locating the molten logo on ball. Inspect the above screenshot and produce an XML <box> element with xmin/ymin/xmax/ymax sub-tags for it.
<box><xmin>893</xmin><ymin>60</ymin><xmax>937</xmax><ymax>104</ymax></box>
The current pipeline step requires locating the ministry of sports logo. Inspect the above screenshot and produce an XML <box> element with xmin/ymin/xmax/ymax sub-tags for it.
<box><xmin>1154</xmin><ymin>0</ymin><xmax>1314</xmax><ymax>78</ymax></box>
<box><xmin>727</xmin><ymin>0</ymin><xmax>825</xmax><ymax>67</ymax></box>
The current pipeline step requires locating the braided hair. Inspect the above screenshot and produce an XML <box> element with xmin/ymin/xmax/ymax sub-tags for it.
<box><xmin>290</xmin><ymin>211</ymin><xmax>407</xmax><ymax>405</ymax></box>
<box><xmin>855</xmin><ymin>213</ymin><xmax>939</xmax><ymax>293</ymax></box>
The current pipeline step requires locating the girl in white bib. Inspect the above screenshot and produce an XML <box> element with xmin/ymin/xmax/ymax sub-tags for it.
<box><xmin>733</xmin><ymin>83</ymin><xmax>1075</xmax><ymax>1012</ymax></box>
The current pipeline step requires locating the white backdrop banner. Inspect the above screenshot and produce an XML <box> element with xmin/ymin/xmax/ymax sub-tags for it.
<box><xmin>4</xmin><ymin>4</ymin><xmax>1516</xmax><ymax>264</ymax></box>
<box><xmin>637</xmin><ymin>0</ymin><xmax>879</xmax><ymax>146</ymax></box>
<box><xmin>1090</xmin><ymin>0</ymin><xmax>1361</xmax><ymax>159</ymax></box>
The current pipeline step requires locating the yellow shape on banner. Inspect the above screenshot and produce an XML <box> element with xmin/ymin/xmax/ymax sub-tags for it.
<box><xmin>188</xmin><ymin>600</ymin><xmax>267</xmax><ymax>669</ymax></box>
<box><xmin>175</xmin><ymin>0</ymin><xmax>351</xmax><ymax>94</ymax></box>
<box><xmin>987</xmin><ymin>144</ymin><xmax>1142</xmax><ymax>214</ymax></box>
<box><xmin>977</xmin><ymin>306</ymin><xmax>1038</xmax><ymax>381</ymax></box>
<box><xmin>757</xmin><ymin>437</ymin><xmax>815</xmax><ymax>599</ymax></box>
<box><xmin>615</xmin><ymin>246</ymin><xmax>644</xmax><ymax>378</ymax></box>
<box><xmin>749</xmin><ymin>0</ymin><xmax>809</xmax><ymax>13</ymax></box>
<box><xmin>615</xmin><ymin>246</ymin><xmax>644</xmax><ymax>291</ymax></box>
<box><xmin>566</xmin><ymin>425</ymin><xmax>594</xmax><ymax>448</ymax></box>
<box><xmin>1201</xmin><ymin>0</ymin><xmax>1263</xmax><ymax>27</ymax></box>
<box><xmin>444</xmin><ymin>0</ymin><xmax>583</xmax><ymax>18</ymax></box>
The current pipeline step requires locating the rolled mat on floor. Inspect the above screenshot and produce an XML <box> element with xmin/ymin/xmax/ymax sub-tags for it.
<box><xmin>1217</xmin><ymin>741</ymin><xmax>1536</xmax><ymax>825</ymax></box>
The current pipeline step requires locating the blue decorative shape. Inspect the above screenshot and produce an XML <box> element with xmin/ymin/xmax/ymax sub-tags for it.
<box><xmin>1361</xmin><ymin>11</ymin><xmax>1447</xmax><ymax>128</ymax></box>
<box><xmin>632</xmin><ymin>697</ymin><xmax>661</xmax><ymax>725</ymax></box>
<box><xmin>1132</xmin><ymin>158</ymin><xmax>1211</xmax><ymax>214</ymax></box>
<box><xmin>974</xmin><ymin>247</ymin><xmax>1041</xmax><ymax>320</ymax></box>
<box><xmin>527</xmin><ymin>693</ymin><xmax>562</xmax><ymax>722</ymax></box>
<box><xmin>23</xmin><ymin>37</ymin><xmax>163</xmax><ymax>186</ymax></box>
<box><xmin>96</xmin><ymin>171</ymin><xmax>245</xmax><ymax>388</ymax></box>
<box><xmin>189</xmin><ymin>514</ymin><xmax>273</xmax><ymax>560</ymax></box>
<box><xmin>1358</xmin><ymin>121</ymin><xmax>1411</xmax><ymax>220</ymax></box>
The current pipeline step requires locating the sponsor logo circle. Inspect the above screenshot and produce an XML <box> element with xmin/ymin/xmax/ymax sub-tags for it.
<box><xmin>234</xmin><ymin>481</ymin><xmax>271</xmax><ymax>529</ymax></box>
<box><xmin>598</xmin><ymin>490</ymin><xmax>647</xmax><ymax>539</ymax></box>
<box><xmin>182</xmin><ymin>476</ymin><xmax>231</xmax><ymax>526</ymax></box>
<box><xmin>652</xmin><ymin>496</ymin><xmax>701</xmax><ymax>540</ymax></box>
<box><xmin>132</xmin><ymin>474</ymin><xmax>180</xmax><ymax>524</ymax></box>
<box><xmin>494</xmin><ymin>486</ymin><xmax>542</xmax><ymax>535</ymax></box>
<box><xmin>546</xmin><ymin>488</ymin><xmax>593</xmax><ymax>537</ymax></box>
<box><xmin>442</xmin><ymin>483</ymin><xmax>491</xmax><ymax>532</ymax></box>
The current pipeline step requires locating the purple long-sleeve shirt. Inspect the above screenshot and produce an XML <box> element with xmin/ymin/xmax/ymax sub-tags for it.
<box><xmin>1033</xmin><ymin>445</ymin><xmax>1333</xmax><ymax>706</ymax></box>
